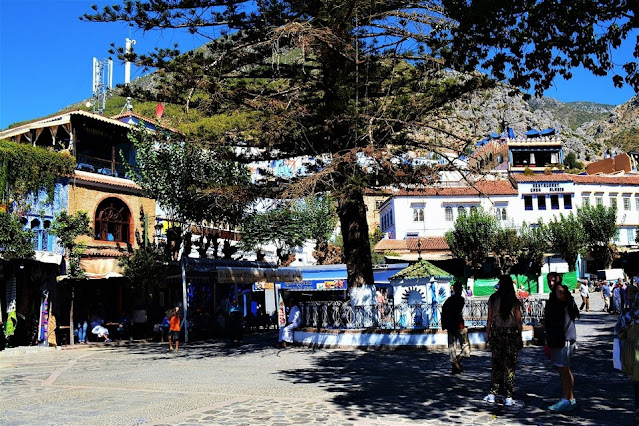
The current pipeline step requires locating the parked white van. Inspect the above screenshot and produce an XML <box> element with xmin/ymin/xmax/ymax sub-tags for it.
<box><xmin>597</xmin><ymin>268</ymin><xmax>626</xmax><ymax>283</ymax></box>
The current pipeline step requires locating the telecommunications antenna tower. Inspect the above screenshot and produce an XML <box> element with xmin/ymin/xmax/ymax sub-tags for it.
<box><xmin>90</xmin><ymin>57</ymin><xmax>113</xmax><ymax>114</ymax></box>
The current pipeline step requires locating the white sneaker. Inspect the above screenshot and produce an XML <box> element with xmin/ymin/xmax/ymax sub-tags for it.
<box><xmin>504</xmin><ymin>397</ymin><xmax>514</xmax><ymax>406</ymax></box>
<box><xmin>483</xmin><ymin>394</ymin><xmax>495</xmax><ymax>403</ymax></box>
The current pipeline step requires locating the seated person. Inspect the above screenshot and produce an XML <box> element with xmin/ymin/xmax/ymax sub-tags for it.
<box><xmin>91</xmin><ymin>324</ymin><xmax>111</xmax><ymax>342</ymax></box>
<box><xmin>277</xmin><ymin>298</ymin><xmax>301</xmax><ymax>349</ymax></box>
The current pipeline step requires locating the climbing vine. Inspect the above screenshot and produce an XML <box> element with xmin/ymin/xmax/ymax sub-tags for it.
<box><xmin>0</xmin><ymin>139</ymin><xmax>75</xmax><ymax>211</ymax></box>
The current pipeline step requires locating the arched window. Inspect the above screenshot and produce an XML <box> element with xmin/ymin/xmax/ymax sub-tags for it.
<box><xmin>457</xmin><ymin>206</ymin><xmax>466</xmax><ymax>217</ymax></box>
<box><xmin>94</xmin><ymin>198</ymin><xmax>131</xmax><ymax>243</ymax></box>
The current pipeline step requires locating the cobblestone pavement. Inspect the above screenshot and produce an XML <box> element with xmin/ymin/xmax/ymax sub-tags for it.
<box><xmin>0</xmin><ymin>294</ymin><xmax>634</xmax><ymax>425</ymax></box>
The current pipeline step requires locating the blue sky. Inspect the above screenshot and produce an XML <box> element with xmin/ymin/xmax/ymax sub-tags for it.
<box><xmin>1</xmin><ymin>0</ymin><xmax>637</xmax><ymax>130</ymax></box>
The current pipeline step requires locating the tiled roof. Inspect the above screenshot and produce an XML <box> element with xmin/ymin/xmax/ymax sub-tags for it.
<box><xmin>85</xmin><ymin>249</ymin><xmax>129</xmax><ymax>258</ymax></box>
<box><xmin>571</xmin><ymin>174</ymin><xmax>639</xmax><ymax>185</ymax></box>
<box><xmin>511</xmin><ymin>173</ymin><xmax>573</xmax><ymax>182</ymax></box>
<box><xmin>73</xmin><ymin>170</ymin><xmax>143</xmax><ymax>191</ymax></box>
<box><xmin>374</xmin><ymin>237</ymin><xmax>450</xmax><ymax>252</ymax></box>
<box><xmin>394</xmin><ymin>180</ymin><xmax>517</xmax><ymax>196</ymax></box>
<box><xmin>110</xmin><ymin>111</ymin><xmax>181</xmax><ymax>134</ymax></box>
<box><xmin>374</xmin><ymin>239</ymin><xmax>410</xmax><ymax>251</ymax></box>
<box><xmin>406</xmin><ymin>236</ymin><xmax>450</xmax><ymax>251</ymax></box>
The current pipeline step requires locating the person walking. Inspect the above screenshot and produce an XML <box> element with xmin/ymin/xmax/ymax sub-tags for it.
<box><xmin>484</xmin><ymin>275</ymin><xmax>523</xmax><ymax>407</ymax></box>
<box><xmin>579</xmin><ymin>280</ymin><xmax>590</xmax><ymax>312</ymax></box>
<box><xmin>442</xmin><ymin>282</ymin><xmax>470</xmax><ymax>374</ymax></box>
<box><xmin>545</xmin><ymin>283</ymin><xmax>579</xmax><ymax>412</ymax></box>
<box><xmin>167</xmin><ymin>306</ymin><xmax>181</xmax><ymax>352</ymax></box>
<box><xmin>613</xmin><ymin>281</ymin><xmax>623</xmax><ymax>315</ymax></box>
<box><xmin>602</xmin><ymin>281</ymin><xmax>612</xmax><ymax>313</ymax></box>
<box><xmin>615</xmin><ymin>293</ymin><xmax>639</xmax><ymax>423</ymax></box>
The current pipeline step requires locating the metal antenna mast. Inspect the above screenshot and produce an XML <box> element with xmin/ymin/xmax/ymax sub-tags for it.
<box><xmin>91</xmin><ymin>57</ymin><xmax>113</xmax><ymax>114</ymax></box>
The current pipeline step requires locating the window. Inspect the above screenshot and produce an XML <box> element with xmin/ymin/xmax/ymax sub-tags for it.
<box><xmin>624</xmin><ymin>198</ymin><xmax>632</xmax><ymax>211</ymax></box>
<box><xmin>524</xmin><ymin>195</ymin><xmax>533</xmax><ymax>211</ymax></box>
<box><xmin>94</xmin><ymin>197</ymin><xmax>131</xmax><ymax>243</ymax></box>
<box><xmin>406</xmin><ymin>232</ymin><xmax>419</xmax><ymax>238</ymax></box>
<box><xmin>495</xmin><ymin>207</ymin><xmax>507</xmax><ymax>221</ymax></box>
<box><xmin>614</xmin><ymin>228</ymin><xmax>620</xmax><ymax>242</ymax></box>
<box><xmin>610</xmin><ymin>197</ymin><xmax>618</xmax><ymax>209</ymax></box>
<box><xmin>538</xmin><ymin>195</ymin><xmax>546</xmax><ymax>210</ymax></box>
<box><xmin>627</xmin><ymin>228</ymin><xmax>635</xmax><ymax>245</ymax></box>
<box><xmin>458</xmin><ymin>206</ymin><xmax>466</xmax><ymax>216</ymax></box>
<box><xmin>470</xmin><ymin>206</ymin><xmax>478</xmax><ymax>213</ymax></box>
<box><xmin>582</xmin><ymin>197</ymin><xmax>590</xmax><ymax>208</ymax></box>
<box><xmin>413</xmin><ymin>207</ymin><xmax>424</xmax><ymax>222</ymax></box>
<box><xmin>596</xmin><ymin>197</ymin><xmax>603</xmax><ymax>206</ymax></box>
<box><xmin>445</xmin><ymin>206</ymin><xmax>453</xmax><ymax>221</ymax></box>
<box><xmin>375</xmin><ymin>200</ymin><xmax>384</xmax><ymax>210</ymax></box>
<box><xmin>550</xmin><ymin>194</ymin><xmax>559</xmax><ymax>210</ymax></box>
<box><xmin>564</xmin><ymin>195</ymin><xmax>572</xmax><ymax>209</ymax></box>
<box><xmin>636</xmin><ymin>197</ymin><xmax>639</xmax><ymax>211</ymax></box>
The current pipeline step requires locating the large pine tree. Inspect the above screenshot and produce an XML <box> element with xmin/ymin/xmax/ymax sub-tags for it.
<box><xmin>84</xmin><ymin>0</ymin><xmax>638</xmax><ymax>288</ymax></box>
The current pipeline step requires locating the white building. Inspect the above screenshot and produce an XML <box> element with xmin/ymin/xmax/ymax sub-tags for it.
<box><xmin>379</xmin><ymin>179</ymin><xmax>519</xmax><ymax>240</ymax></box>
<box><xmin>376</xmin><ymin>172</ymin><xmax>639</xmax><ymax>273</ymax></box>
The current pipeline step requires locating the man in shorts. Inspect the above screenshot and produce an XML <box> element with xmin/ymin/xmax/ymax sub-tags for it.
<box><xmin>168</xmin><ymin>306</ymin><xmax>181</xmax><ymax>352</ymax></box>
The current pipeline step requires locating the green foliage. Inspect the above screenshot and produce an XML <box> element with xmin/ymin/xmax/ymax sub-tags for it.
<box><xmin>445</xmin><ymin>208</ymin><xmax>497</xmax><ymax>277</ymax></box>
<box><xmin>493</xmin><ymin>227</ymin><xmax>522</xmax><ymax>275</ymax></box>
<box><xmin>519</xmin><ymin>222</ymin><xmax>548</xmax><ymax>271</ymax></box>
<box><xmin>295</xmin><ymin>196</ymin><xmax>338</xmax><ymax>265</ymax></box>
<box><xmin>578</xmin><ymin>204</ymin><xmax>618</xmax><ymax>269</ymax></box>
<box><xmin>127</xmin><ymin>123</ymin><xmax>253</xmax><ymax>259</ymax></box>
<box><xmin>563</xmin><ymin>152</ymin><xmax>584</xmax><ymax>170</ymax></box>
<box><xmin>240</xmin><ymin>203</ymin><xmax>309</xmax><ymax>265</ymax></box>
<box><xmin>0</xmin><ymin>211</ymin><xmax>35</xmax><ymax>259</ymax></box>
<box><xmin>119</xmin><ymin>247</ymin><xmax>167</xmax><ymax>292</ymax></box>
<box><xmin>370</xmin><ymin>227</ymin><xmax>385</xmax><ymax>266</ymax></box>
<box><xmin>83</xmin><ymin>0</ymin><xmax>639</xmax><ymax>287</ymax></box>
<box><xmin>546</xmin><ymin>212</ymin><xmax>586</xmax><ymax>272</ymax></box>
<box><xmin>0</xmin><ymin>139</ymin><xmax>75</xmax><ymax>211</ymax></box>
<box><xmin>50</xmin><ymin>210</ymin><xmax>92</xmax><ymax>278</ymax></box>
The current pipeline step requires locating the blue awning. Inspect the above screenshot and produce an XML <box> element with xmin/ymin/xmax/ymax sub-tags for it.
<box><xmin>540</xmin><ymin>128</ymin><xmax>556</xmax><ymax>136</ymax></box>
<box><xmin>525</xmin><ymin>129</ymin><xmax>540</xmax><ymax>137</ymax></box>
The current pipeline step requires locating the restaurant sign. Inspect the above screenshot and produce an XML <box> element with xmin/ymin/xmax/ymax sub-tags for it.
<box><xmin>530</xmin><ymin>182</ymin><xmax>566</xmax><ymax>193</ymax></box>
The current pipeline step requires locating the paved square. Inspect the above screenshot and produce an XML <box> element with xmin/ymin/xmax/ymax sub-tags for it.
<box><xmin>1</xmin><ymin>295</ymin><xmax>634</xmax><ymax>425</ymax></box>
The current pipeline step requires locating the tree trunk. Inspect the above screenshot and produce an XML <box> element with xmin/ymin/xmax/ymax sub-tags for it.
<box><xmin>337</xmin><ymin>188</ymin><xmax>373</xmax><ymax>288</ymax></box>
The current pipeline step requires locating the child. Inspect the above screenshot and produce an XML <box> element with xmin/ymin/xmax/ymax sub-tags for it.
<box><xmin>168</xmin><ymin>307</ymin><xmax>180</xmax><ymax>351</ymax></box>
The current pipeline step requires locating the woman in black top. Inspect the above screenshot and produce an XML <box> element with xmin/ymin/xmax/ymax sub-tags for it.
<box><xmin>544</xmin><ymin>283</ymin><xmax>579</xmax><ymax>412</ymax></box>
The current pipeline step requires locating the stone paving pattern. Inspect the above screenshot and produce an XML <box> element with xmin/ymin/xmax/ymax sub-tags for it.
<box><xmin>0</xmin><ymin>295</ymin><xmax>635</xmax><ymax>425</ymax></box>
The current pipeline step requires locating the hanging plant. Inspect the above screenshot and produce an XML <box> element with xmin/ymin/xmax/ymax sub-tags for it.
<box><xmin>0</xmin><ymin>140</ymin><xmax>75</xmax><ymax>211</ymax></box>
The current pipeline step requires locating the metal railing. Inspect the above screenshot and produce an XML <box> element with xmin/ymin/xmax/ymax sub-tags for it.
<box><xmin>75</xmin><ymin>154</ymin><xmax>133</xmax><ymax>179</ymax></box>
<box><xmin>300</xmin><ymin>298</ymin><xmax>546</xmax><ymax>330</ymax></box>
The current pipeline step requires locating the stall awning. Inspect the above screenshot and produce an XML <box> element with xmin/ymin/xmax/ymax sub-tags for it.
<box><xmin>217</xmin><ymin>266</ymin><xmax>302</xmax><ymax>284</ymax></box>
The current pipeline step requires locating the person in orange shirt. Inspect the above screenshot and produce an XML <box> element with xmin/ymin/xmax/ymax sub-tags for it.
<box><xmin>168</xmin><ymin>306</ymin><xmax>181</xmax><ymax>352</ymax></box>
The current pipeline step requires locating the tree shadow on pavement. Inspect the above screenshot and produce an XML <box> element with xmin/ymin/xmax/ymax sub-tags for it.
<box><xmin>276</xmin><ymin>312</ymin><xmax>636</xmax><ymax>425</ymax></box>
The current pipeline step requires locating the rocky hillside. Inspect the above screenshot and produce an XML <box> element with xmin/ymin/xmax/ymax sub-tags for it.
<box><xmin>42</xmin><ymin>65</ymin><xmax>639</xmax><ymax>162</ymax></box>
<box><xmin>579</xmin><ymin>95</ymin><xmax>639</xmax><ymax>155</ymax></box>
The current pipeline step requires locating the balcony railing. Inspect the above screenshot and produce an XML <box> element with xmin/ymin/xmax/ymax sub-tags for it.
<box><xmin>75</xmin><ymin>154</ymin><xmax>135</xmax><ymax>179</ymax></box>
<box><xmin>299</xmin><ymin>298</ymin><xmax>546</xmax><ymax>330</ymax></box>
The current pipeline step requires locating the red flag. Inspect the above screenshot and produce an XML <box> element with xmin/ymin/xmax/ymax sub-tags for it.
<box><xmin>155</xmin><ymin>102</ymin><xmax>165</xmax><ymax>119</ymax></box>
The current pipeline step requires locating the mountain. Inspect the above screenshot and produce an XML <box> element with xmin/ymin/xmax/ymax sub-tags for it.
<box><xmin>25</xmin><ymin>65</ymin><xmax>637</xmax><ymax>162</ymax></box>
<box><xmin>579</xmin><ymin>95</ymin><xmax>639</xmax><ymax>155</ymax></box>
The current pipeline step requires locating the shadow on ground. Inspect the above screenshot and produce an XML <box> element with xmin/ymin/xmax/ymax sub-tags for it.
<box><xmin>275</xmin><ymin>312</ymin><xmax>635</xmax><ymax>425</ymax></box>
